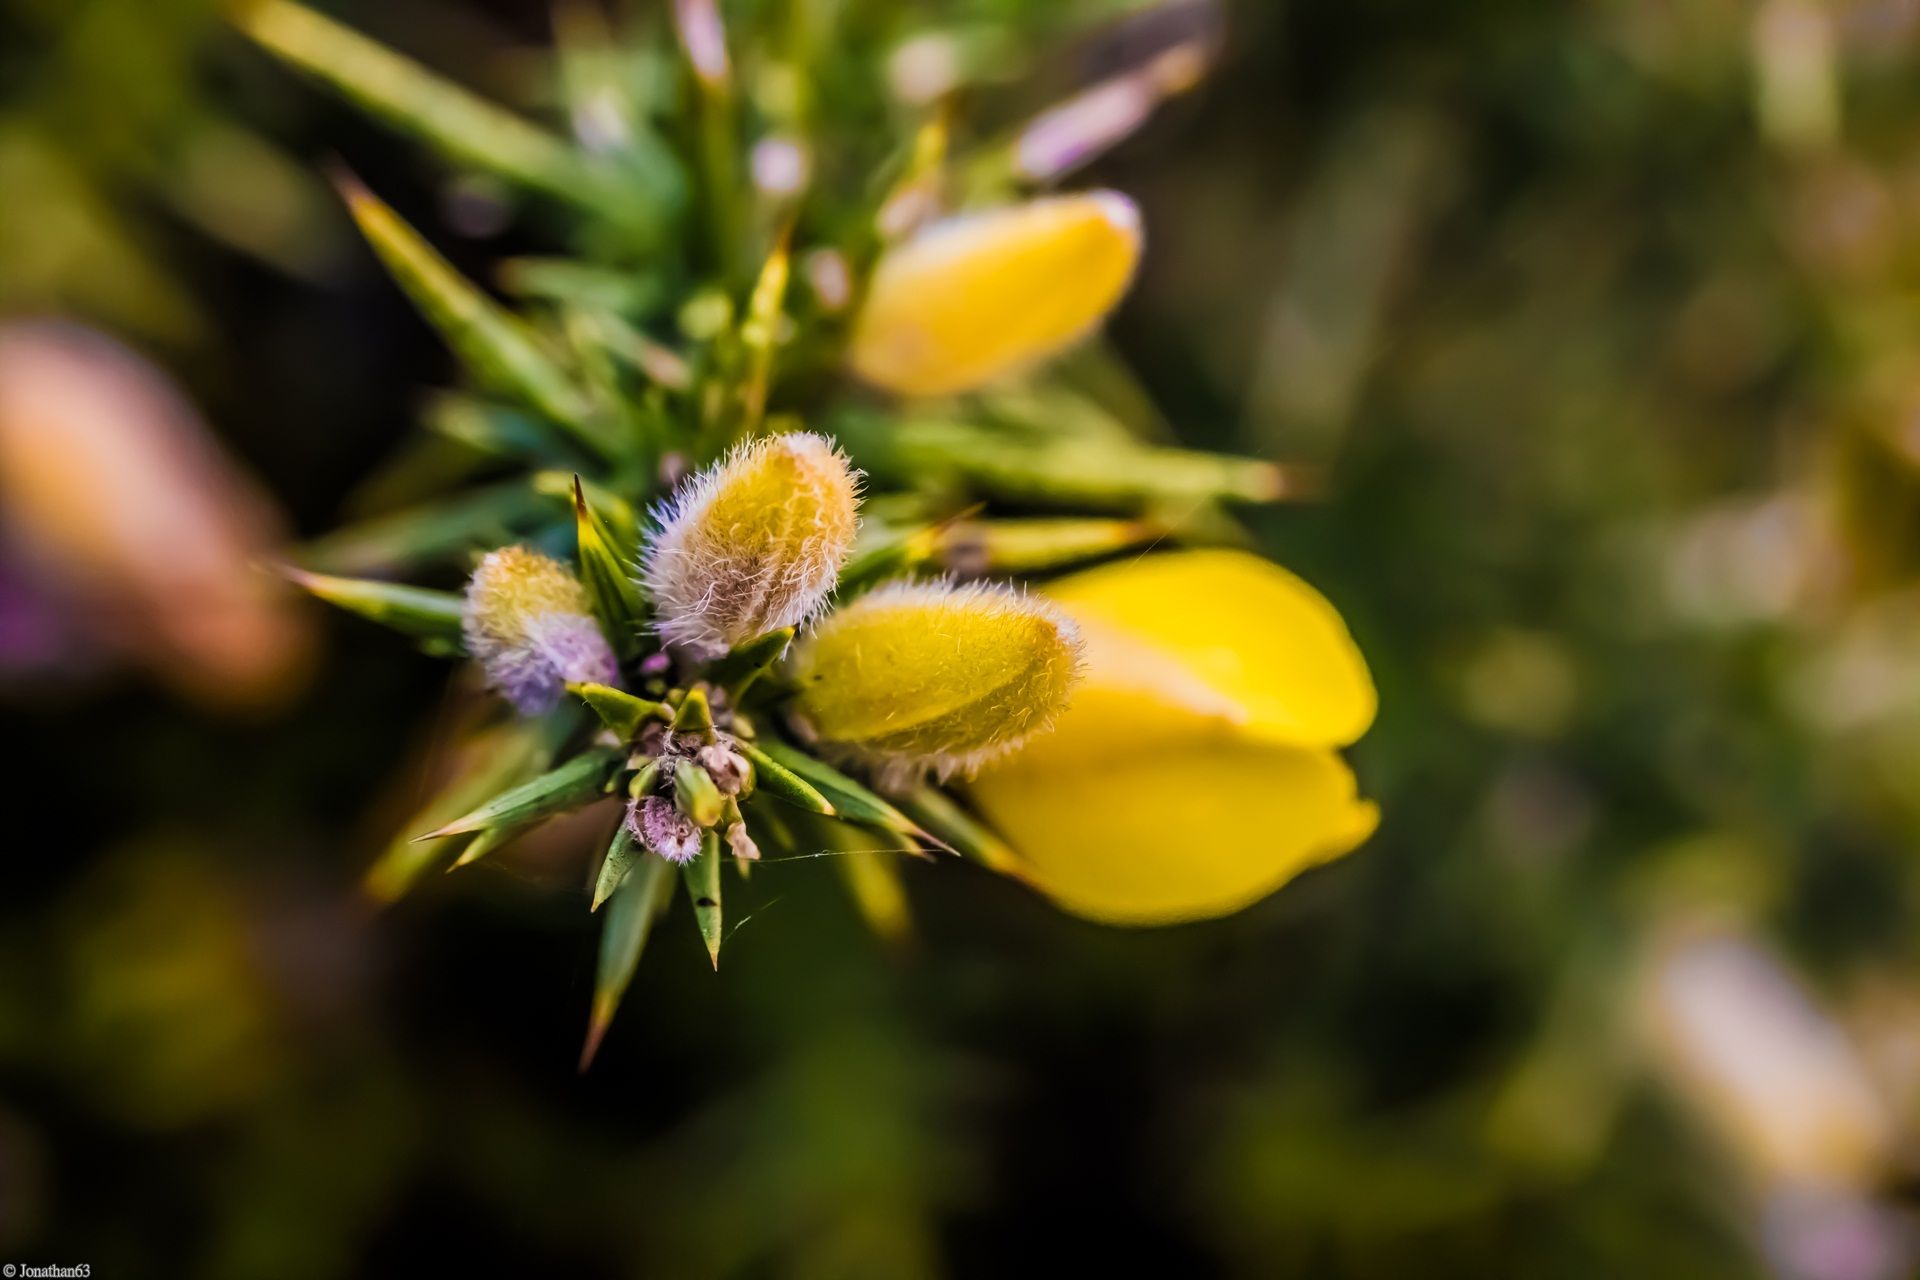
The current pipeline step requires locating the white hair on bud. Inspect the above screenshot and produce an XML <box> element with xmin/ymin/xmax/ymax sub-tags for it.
<box><xmin>463</xmin><ymin>546</ymin><xmax>619</xmax><ymax>715</ymax></box>
<box><xmin>641</xmin><ymin>432</ymin><xmax>861</xmax><ymax>659</ymax></box>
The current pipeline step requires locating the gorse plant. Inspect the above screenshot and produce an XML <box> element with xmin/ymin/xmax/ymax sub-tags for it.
<box><xmin>240</xmin><ymin>0</ymin><xmax>1378</xmax><ymax>1059</ymax></box>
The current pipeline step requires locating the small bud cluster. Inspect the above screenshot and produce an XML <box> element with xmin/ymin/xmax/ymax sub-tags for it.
<box><xmin>463</xmin><ymin>429</ymin><xmax>1089</xmax><ymax>791</ymax></box>
<box><xmin>257</xmin><ymin>0</ymin><xmax>1347</xmax><ymax>1038</ymax></box>
<box><xmin>622</xmin><ymin>713</ymin><xmax>758</xmax><ymax>865</ymax></box>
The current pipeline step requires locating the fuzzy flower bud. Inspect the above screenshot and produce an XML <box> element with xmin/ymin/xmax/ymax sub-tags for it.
<box><xmin>628</xmin><ymin>794</ymin><xmax>702</xmax><ymax>864</ymax></box>
<box><xmin>788</xmin><ymin>580</ymin><xmax>1084</xmax><ymax>783</ymax></box>
<box><xmin>462</xmin><ymin>547</ymin><xmax>619</xmax><ymax>714</ymax></box>
<box><xmin>849</xmin><ymin>192</ymin><xmax>1143</xmax><ymax>398</ymax></box>
<box><xmin>641</xmin><ymin>432</ymin><xmax>860</xmax><ymax>658</ymax></box>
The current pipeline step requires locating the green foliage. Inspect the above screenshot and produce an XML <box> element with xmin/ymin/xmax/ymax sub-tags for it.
<box><xmin>231</xmin><ymin>0</ymin><xmax>1261</xmax><ymax>1066</ymax></box>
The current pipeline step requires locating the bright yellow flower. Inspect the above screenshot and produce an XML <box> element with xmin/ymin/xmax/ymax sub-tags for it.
<box><xmin>967</xmin><ymin>549</ymin><xmax>1378</xmax><ymax>925</ymax></box>
<box><xmin>849</xmin><ymin>192</ymin><xmax>1142</xmax><ymax>398</ymax></box>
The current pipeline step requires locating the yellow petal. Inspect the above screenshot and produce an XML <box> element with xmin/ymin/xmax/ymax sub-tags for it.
<box><xmin>970</xmin><ymin>738</ymin><xmax>1377</xmax><ymax>926</ymax></box>
<box><xmin>988</xmin><ymin>612</ymin><xmax>1241</xmax><ymax>773</ymax></box>
<box><xmin>849</xmin><ymin>192</ymin><xmax>1142</xmax><ymax>397</ymax></box>
<box><xmin>965</xmin><ymin>547</ymin><xmax>1379</xmax><ymax>924</ymax></box>
<box><xmin>1045</xmin><ymin>548</ymin><xmax>1375</xmax><ymax>749</ymax></box>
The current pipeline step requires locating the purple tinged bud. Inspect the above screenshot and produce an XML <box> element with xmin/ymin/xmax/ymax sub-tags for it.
<box><xmin>673</xmin><ymin>0</ymin><xmax>730</xmax><ymax>89</ymax></box>
<box><xmin>462</xmin><ymin>547</ymin><xmax>619</xmax><ymax>715</ymax></box>
<box><xmin>751</xmin><ymin>136</ymin><xmax>810</xmax><ymax>197</ymax></box>
<box><xmin>1016</xmin><ymin>79</ymin><xmax>1154</xmax><ymax>183</ymax></box>
<box><xmin>1014</xmin><ymin>46</ymin><xmax>1209</xmax><ymax>183</ymax></box>
<box><xmin>805</xmin><ymin>249</ymin><xmax>852</xmax><ymax>313</ymax></box>
<box><xmin>629</xmin><ymin>794</ymin><xmax>702</xmax><ymax>864</ymax></box>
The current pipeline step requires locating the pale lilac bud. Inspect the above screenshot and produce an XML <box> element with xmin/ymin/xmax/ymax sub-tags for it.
<box><xmin>751</xmin><ymin>136</ymin><xmax>811</xmax><ymax>198</ymax></box>
<box><xmin>462</xmin><ymin>547</ymin><xmax>619</xmax><ymax>715</ymax></box>
<box><xmin>673</xmin><ymin>0</ymin><xmax>730</xmax><ymax>89</ymax></box>
<box><xmin>628</xmin><ymin>794</ymin><xmax>703</xmax><ymax>864</ymax></box>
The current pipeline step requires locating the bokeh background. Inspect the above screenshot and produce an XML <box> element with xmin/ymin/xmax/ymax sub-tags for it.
<box><xmin>8</xmin><ymin>0</ymin><xmax>1920</xmax><ymax>1275</ymax></box>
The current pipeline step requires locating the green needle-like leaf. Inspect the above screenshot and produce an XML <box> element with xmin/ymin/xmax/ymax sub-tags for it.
<box><xmin>425</xmin><ymin>394</ymin><xmax>575</xmax><ymax>465</ymax></box>
<box><xmin>709</xmin><ymin>627</ymin><xmax>793</xmax><ymax>696</ymax></box>
<box><xmin>419</xmin><ymin>746</ymin><xmax>621</xmax><ymax>840</ymax></box>
<box><xmin>736</xmin><ymin>227</ymin><xmax>791</xmax><ymax>431</ymax></box>
<box><xmin>628</xmin><ymin>759</ymin><xmax>662</xmax><ymax>799</ymax></box>
<box><xmin>450</xmin><ymin>823</ymin><xmax>515</xmax><ymax>869</ymax></box>
<box><xmin>236</xmin><ymin>0</ymin><xmax>666</xmax><ymax>238</ymax></box>
<box><xmin>592</xmin><ymin>822</ymin><xmax>643</xmax><ymax>912</ymax></box>
<box><xmin>893</xmin><ymin>785</ymin><xmax>1020</xmax><ymax>873</ymax></box>
<box><xmin>298</xmin><ymin>481</ymin><xmax>548</xmax><ymax>575</ymax></box>
<box><xmin>671</xmin><ymin>686</ymin><xmax>716</xmax><ymax>740</ymax></box>
<box><xmin>573</xmin><ymin>476</ymin><xmax>646</xmax><ymax>650</ymax></box>
<box><xmin>793</xmin><ymin>812</ymin><xmax>915</xmax><ymax>946</ymax></box>
<box><xmin>501</xmin><ymin>258</ymin><xmax>668</xmax><ymax>314</ymax></box>
<box><xmin>568</xmin><ymin>682</ymin><xmax>669</xmax><ymax>738</ymax></box>
<box><xmin>336</xmin><ymin>175</ymin><xmax>608</xmax><ymax>454</ymax></box>
<box><xmin>837</xmin><ymin>530</ymin><xmax>937</xmax><ymax>597</ymax></box>
<box><xmin>531</xmin><ymin>471</ymin><xmax>641</xmax><ymax>547</ymax></box>
<box><xmin>583</xmin><ymin>849</ymin><xmax>676</xmax><ymax>1068</ymax></box>
<box><xmin>364</xmin><ymin>718</ymin><xmax>555</xmax><ymax>903</ymax></box>
<box><xmin>281</xmin><ymin>566</ymin><xmax>465</xmax><ymax>647</ymax></box>
<box><xmin>673</xmin><ymin>760</ymin><xmax>725</xmax><ymax>827</ymax></box>
<box><xmin>852</xmin><ymin>415</ymin><xmax>1290</xmax><ymax>510</ymax></box>
<box><xmin>733</xmin><ymin>740</ymin><xmax>835</xmax><ymax>815</ymax></box>
<box><xmin>754</xmin><ymin>740</ymin><xmax>921</xmax><ymax>840</ymax></box>
<box><xmin>935</xmin><ymin>517</ymin><xmax>1165</xmax><ymax>576</ymax></box>
<box><xmin>684</xmin><ymin>829</ymin><xmax>723</xmax><ymax>969</ymax></box>
<box><xmin>836</xmin><ymin>506</ymin><xmax>983</xmax><ymax>597</ymax></box>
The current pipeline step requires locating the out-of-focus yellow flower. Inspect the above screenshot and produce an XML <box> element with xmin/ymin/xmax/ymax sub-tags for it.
<box><xmin>968</xmin><ymin>549</ymin><xmax>1377</xmax><ymax>925</ymax></box>
<box><xmin>643</xmin><ymin>432</ymin><xmax>861</xmax><ymax>658</ymax></box>
<box><xmin>849</xmin><ymin>192</ymin><xmax>1143</xmax><ymax>398</ymax></box>
<box><xmin>789</xmin><ymin>580</ymin><xmax>1084</xmax><ymax>784</ymax></box>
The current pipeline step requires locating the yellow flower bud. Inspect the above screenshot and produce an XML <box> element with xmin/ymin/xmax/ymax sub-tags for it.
<box><xmin>849</xmin><ymin>192</ymin><xmax>1143</xmax><ymax>398</ymax></box>
<box><xmin>642</xmin><ymin>432</ymin><xmax>861</xmax><ymax>658</ymax></box>
<box><xmin>788</xmin><ymin>581</ymin><xmax>1084</xmax><ymax>783</ymax></box>
<box><xmin>463</xmin><ymin>546</ymin><xmax>618</xmax><ymax>714</ymax></box>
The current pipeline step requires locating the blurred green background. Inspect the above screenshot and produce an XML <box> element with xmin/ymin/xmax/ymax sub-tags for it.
<box><xmin>7</xmin><ymin>0</ymin><xmax>1920</xmax><ymax>1276</ymax></box>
